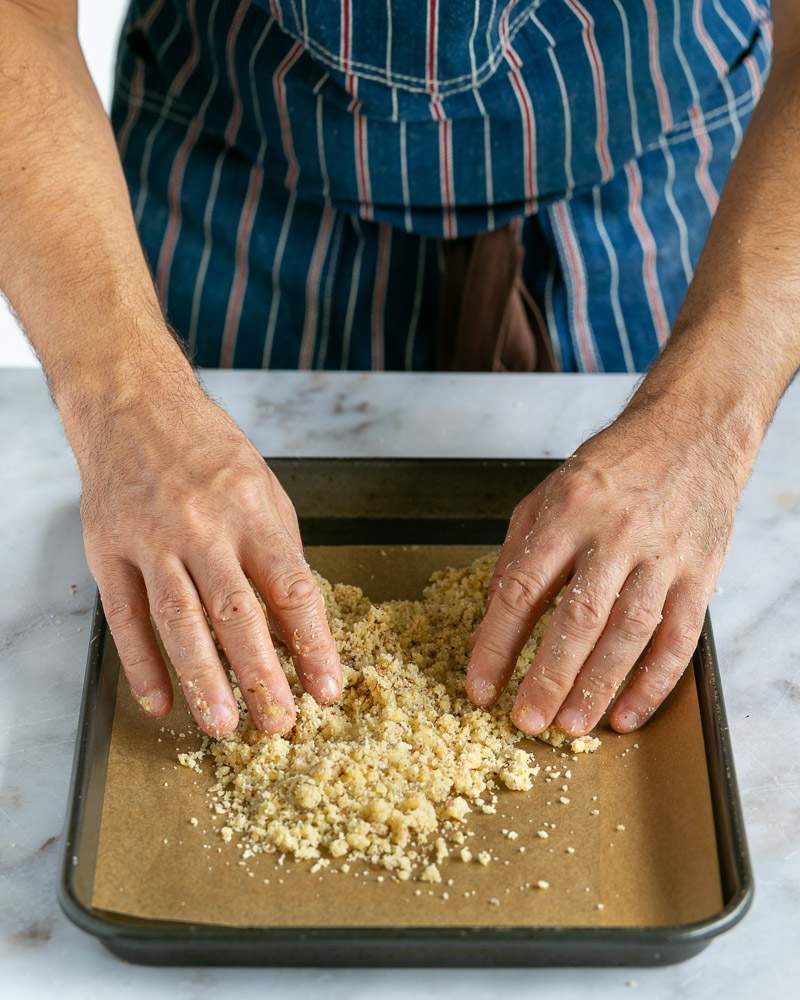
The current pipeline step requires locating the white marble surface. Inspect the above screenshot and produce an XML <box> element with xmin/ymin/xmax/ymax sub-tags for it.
<box><xmin>1</xmin><ymin>368</ymin><xmax>798</xmax><ymax>998</ymax></box>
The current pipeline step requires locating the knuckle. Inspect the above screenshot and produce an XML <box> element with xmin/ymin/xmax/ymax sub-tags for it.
<box><xmin>533</xmin><ymin>668</ymin><xmax>572</xmax><ymax>701</ymax></box>
<box><xmin>663</xmin><ymin>622</ymin><xmax>700</xmax><ymax>664</ymax></box>
<box><xmin>614</xmin><ymin>603</ymin><xmax>660</xmax><ymax>644</ymax></box>
<box><xmin>207</xmin><ymin>587</ymin><xmax>261</xmax><ymax>630</ymax></box>
<box><xmin>584</xmin><ymin>668</ymin><xmax>622</xmax><ymax>701</ymax></box>
<box><xmin>152</xmin><ymin>581</ymin><xmax>200</xmax><ymax>632</ymax></box>
<box><xmin>232</xmin><ymin>471</ymin><xmax>269</xmax><ymax>516</ymax></box>
<box><xmin>638</xmin><ymin>665</ymin><xmax>678</xmax><ymax>700</ymax></box>
<box><xmin>561</xmin><ymin>592</ymin><xmax>604</xmax><ymax>635</ymax></box>
<box><xmin>103</xmin><ymin>596</ymin><xmax>140</xmax><ymax>634</ymax></box>
<box><xmin>495</xmin><ymin>567</ymin><xmax>549</xmax><ymax>616</ymax></box>
<box><xmin>269</xmin><ymin>566</ymin><xmax>319</xmax><ymax>614</ymax></box>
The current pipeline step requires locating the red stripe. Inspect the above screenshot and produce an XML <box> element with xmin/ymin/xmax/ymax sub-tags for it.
<box><xmin>553</xmin><ymin>202</ymin><xmax>597</xmax><ymax>372</ymax></box>
<box><xmin>154</xmin><ymin>0</ymin><xmax>202</xmax><ymax>305</ymax></box>
<box><xmin>689</xmin><ymin>106</ymin><xmax>718</xmax><ymax>214</ymax></box>
<box><xmin>624</xmin><ymin>162</ymin><xmax>669</xmax><ymax>347</ymax></box>
<box><xmin>371</xmin><ymin>224</ymin><xmax>392</xmax><ymax>371</ymax></box>
<box><xmin>692</xmin><ymin>0</ymin><xmax>727</xmax><ymax>76</ymax></box>
<box><xmin>142</xmin><ymin>0</ymin><xmax>166</xmax><ymax>30</ymax></box>
<box><xmin>116</xmin><ymin>60</ymin><xmax>145</xmax><ymax>158</ymax></box>
<box><xmin>507</xmin><ymin>65</ymin><xmax>536</xmax><ymax>210</ymax></box>
<box><xmin>439</xmin><ymin>118</ymin><xmax>455</xmax><ymax>238</ymax></box>
<box><xmin>298</xmin><ymin>206</ymin><xmax>335</xmax><ymax>369</ymax></box>
<box><xmin>274</xmin><ymin>42</ymin><xmax>303</xmax><ymax>189</ymax></box>
<box><xmin>427</xmin><ymin>0</ymin><xmax>438</xmax><ymax>91</ymax></box>
<box><xmin>643</xmin><ymin>0</ymin><xmax>672</xmax><ymax>133</ymax></box>
<box><xmin>355</xmin><ymin>113</ymin><xmax>373</xmax><ymax>219</ymax></box>
<box><xmin>564</xmin><ymin>0</ymin><xmax>612</xmax><ymax>181</ymax></box>
<box><xmin>223</xmin><ymin>4</ymin><xmax>249</xmax><ymax>146</ymax></box>
<box><xmin>499</xmin><ymin>2</ymin><xmax>522</xmax><ymax>69</ymax></box>
<box><xmin>220</xmin><ymin>167</ymin><xmax>263</xmax><ymax>368</ymax></box>
<box><xmin>341</xmin><ymin>0</ymin><xmax>354</xmax><ymax>94</ymax></box>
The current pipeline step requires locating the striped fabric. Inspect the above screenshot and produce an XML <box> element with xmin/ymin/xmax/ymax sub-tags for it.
<box><xmin>112</xmin><ymin>0</ymin><xmax>772</xmax><ymax>372</ymax></box>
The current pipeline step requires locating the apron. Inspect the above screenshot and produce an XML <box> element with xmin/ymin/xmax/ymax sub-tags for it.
<box><xmin>112</xmin><ymin>0</ymin><xmax>771</xmax><ymax>371</ymax></box>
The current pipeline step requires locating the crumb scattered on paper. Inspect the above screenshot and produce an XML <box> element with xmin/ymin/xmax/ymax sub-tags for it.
<box><xmin>178</xmin><ymin>553</ymin><xmax>600</xmax><ymax>882</ymax></box>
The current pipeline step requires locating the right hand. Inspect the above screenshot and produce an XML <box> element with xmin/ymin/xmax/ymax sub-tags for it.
<box><xmin>72</xmin><ymin>379</ymin><xmax>342</xmax><ymax>738</ymax></box>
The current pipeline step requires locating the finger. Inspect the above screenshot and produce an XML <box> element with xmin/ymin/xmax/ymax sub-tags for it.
<box><xmin>554</xmin><ymin>562</ymin><xmax>671</xmax><ymax>736</ymax></box>
<box><xmin>466</xmin><ymin>531</ymin><xmax>574</xmax><ymax>707</ymax></box>
<box><xmin>609</xmin><ymin>583</ymin><xmax>707</xmax><ymax>733</ymax></box>
<box><xmin>244</xmin><ymin>530</ymin><xmax>343</xmax><ymax>705</ymax></box>
<box><xmin>511</xmin><ymin>552</ymin><xmax>631</xmax><ymax>735</ymax></box>
<box><xmin>97</xmin><ymin>560</ymin><xmax>173</xmax><ymax>717</ymax></box>
<box><xmin>144</xmin><ymin>558</ymin><xmax>239</xmax><ymax>738</ymax></box>
<box><xmin>186</xmin><ymin>547</ymin><xmax>296</xmax><ymax>735</ymax></box>
<box><xmin>484</xmin><ymin>493</ymin><xmax>545</xmax><ymax>608</ymax></box>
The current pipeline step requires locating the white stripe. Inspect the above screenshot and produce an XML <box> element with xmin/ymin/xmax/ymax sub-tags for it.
<box><xmin>658</xmin><ymin>136</ymin><xmax>693</xmax><ymax>286</ymax></box>
<box><xmin>671</xmin><ymin>0</ymin><xmax>720</xmax><ymax>212</ymax></box>
<box><xmin>713</xmin><ymin>0</ymin><xmax>748</xmax><ymax>47</ymax></box>
<box><xmin>591</xmin><ymin>186</ymin><xmax>634</xmax><ymax>372</ymax></box>
<box><xmin>340</xmin><ymin>217</ymin><xmax>365</xmax><ymax>368</ymax></box>
<box><xmin>543</xmin><ymin>255</ymin><xmax>563</xmax><ymax>371</ymax></box>
<box><xmin>693</xmin><ymin>1</ymin><xmax>744</xmax><ymax>159</ymax></box>
<box><xmin>316</xmin><ymin>213</ymin><xmax>345</xmax><ymax>368</ymax></box>
<box><xmin>531</xmin><ymin>12</ymin><xmax>574</xmax><ymax>194</ymax></box>
<box><xmin>485</xmin><ymin>0</ymin><xmax>498</xmax><ymax>71</ymax></box>
<box><xmin>404</xmin><ymin>237</ymin><xmax>427</xmax><ymax>370</ymax></box>
<box><xmin>262</xmin><ymin>189</ymin><xmax>297</xmax><ymax>367</ymax></box>
<box><xmin>472</xmin><ymin>88</ymin><xmax>495</xmax><ymax>229</ymax></box>
<box><xmin>610</xmin><ymin>0</ymin><xmax>642</xmax><ymax>156</ymax></box>
<box><xmin>300</xmin><ymin>0</ymin><xmax>308</xmax><ymax>46</ymax></box>
<box><xmin>468</xmin><ymin>0</ymin><xmax>480</xmax><ymax>88</ymax></box>
<box><xmin>386</xmin><ymin>0</ymin><xmax>393</xmax><ymax>83</ymax></box>
<box><xmin>399</xmin><ymin>120</ymin><xmax>412</xmax><ymax>232</ymax></box>
<box><xmin>316</xmin><ymin>90</ymin><xmax>330</xmax><ymax>201</ymax></box>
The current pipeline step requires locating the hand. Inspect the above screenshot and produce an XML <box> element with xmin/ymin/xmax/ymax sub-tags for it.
<box><xmin>74</xmin><ymin>380</ymin><xmax>342</xmax><ymax>738</ymax></box>
<box><xmin>466</xmin><ymin>402</ymin><xmax>751</xmax><ymax>736</ymax></box>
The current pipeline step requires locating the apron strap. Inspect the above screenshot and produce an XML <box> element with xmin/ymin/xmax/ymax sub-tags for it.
<box><xmin>436</xmin><ymin>220</ymin><xmax>556</xmax><ymax>372</ymax></box>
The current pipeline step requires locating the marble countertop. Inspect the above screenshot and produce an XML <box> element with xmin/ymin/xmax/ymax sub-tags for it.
<box><xmin>1</xmin><ymin>368</ymin><xmax>797</xmax><ymax>998</ymax></box>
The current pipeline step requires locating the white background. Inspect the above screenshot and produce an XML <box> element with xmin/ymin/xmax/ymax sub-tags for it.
<box><xmin>0</xmin><ymin>0</ymin><xmax>129</xmax><ymax>367</ymax></box>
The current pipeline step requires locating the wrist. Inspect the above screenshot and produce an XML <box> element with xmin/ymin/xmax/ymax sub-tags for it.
<box><xmin>54</xmin><ymin>329</ymin><xmax>202</xmax><ymax>457</ymax></box>
<box><xmin>622</xmin><ymin>360</ymin><xmax>766</xmax><ymax>488</ymax></box>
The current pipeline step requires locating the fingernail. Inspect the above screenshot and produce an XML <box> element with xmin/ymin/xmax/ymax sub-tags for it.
<box><xmin>317</xmin><ymin>673</ymin><xmax>341</xmax><ymax>705</ymax></box>
<box><xmin>469</xmin><ymin>676</ymin><xmax>497</xmax><ymax>707</ymax></box>
<box><xmin>615</xmin><ymin>709</ymin><xmax>640</xmax><ymax>732</ymax></box>
<box><xmin>556</xmin><ymin>707</ymin><xmax>586</xmax><ymax>736</ymax></box>
<box><xmin>512</xmin><ymin>704</ymin><xmax>546</xmax><ymax>735</ymax></box>
<box><xmin>258</xmin><ymin>701</ymin><xmax>295</xmax><ymax>734</ymax></box>
<box><xmin>207</xmin><ymin>701</ymin><xmax>239</xmax><ymax>736</ymax></box>
<box><xmin>137</xmin><ymin>688</ymin><xmax>170</xmax><ymax>716</ymax></box>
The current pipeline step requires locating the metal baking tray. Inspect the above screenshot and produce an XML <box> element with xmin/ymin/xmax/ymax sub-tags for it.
<box><xmin>59</xmin><ymin>458</ymin><xmax>752</xmax><ymax>966</ymax></box>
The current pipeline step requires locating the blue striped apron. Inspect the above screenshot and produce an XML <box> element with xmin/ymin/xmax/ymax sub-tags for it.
<box><xmin>112</xmin><ymin>0</ymin><xmax>772</xmax><ymax>371</ymax></box>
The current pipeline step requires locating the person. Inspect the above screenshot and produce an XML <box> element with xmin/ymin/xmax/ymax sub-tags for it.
<box><xmin>1</xmin><ymin>0</ymin><xmax>797</xmax><ymax>743</ymax></box>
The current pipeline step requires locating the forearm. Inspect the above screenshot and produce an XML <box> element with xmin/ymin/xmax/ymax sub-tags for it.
<box><xmin>625</xmin><ymin>37</ymin><xmax>800</xmax><ymax>473</ymax></box>
<box><xmin>0</xmin><ymin>2</ymin><xmax>198</xmax><ymax>449</ymax></box>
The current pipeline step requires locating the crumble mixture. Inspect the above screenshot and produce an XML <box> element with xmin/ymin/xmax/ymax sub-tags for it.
<box><xmin>179</xmin><ymin>552</ymin><xmax>599</xmax><ymax>881</ymax></box>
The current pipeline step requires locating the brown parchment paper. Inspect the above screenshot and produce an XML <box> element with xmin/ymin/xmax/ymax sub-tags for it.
<box><xmin>92</xmin><ymin>545</ymin><xmax>722</xmax><ymax>928</ymax></box>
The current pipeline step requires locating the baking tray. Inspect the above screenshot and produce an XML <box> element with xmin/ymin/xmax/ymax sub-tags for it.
<box><xmin>59</xmin><ymin>458</ymin><xmax>753</xmax><ymax>966</ymax></box>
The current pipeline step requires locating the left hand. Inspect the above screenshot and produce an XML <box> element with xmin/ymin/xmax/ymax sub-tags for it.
<box><xmin>465</xmin><ymin>400</ymin><xmax>750</xmax><ymax>736</ymax></box>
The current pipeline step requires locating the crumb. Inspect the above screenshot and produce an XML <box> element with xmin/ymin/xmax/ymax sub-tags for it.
<box><xmin>176</xmin><ymin>553</ymin><xmax>600</xmax><ymax>880</ymax></box>
<box><xmin>535</xmin><ymin>880</ymin><xmax>550</xmax><ymax>890</ymax></box>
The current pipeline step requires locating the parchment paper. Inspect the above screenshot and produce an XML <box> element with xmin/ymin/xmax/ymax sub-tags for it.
<box><xmin>92</xmin><ymin>545</ymin><xmax>722</xmax><ymax>928</ymax></box>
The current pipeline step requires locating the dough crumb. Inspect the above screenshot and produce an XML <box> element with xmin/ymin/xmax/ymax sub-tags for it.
<box><xmin>178</xmin><ymin>553</ymin><xmax>600</xmax><ymax>881</ymax></box>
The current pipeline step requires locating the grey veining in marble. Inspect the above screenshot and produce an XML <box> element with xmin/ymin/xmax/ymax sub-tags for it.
<box><xmin>1</xmin><ymin>368</ymin><xmax>798</xmax><ymax>998</ymax></box>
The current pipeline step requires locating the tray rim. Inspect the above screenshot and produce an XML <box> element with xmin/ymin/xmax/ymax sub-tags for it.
<box><xmin>58</xmin><ymin>457</ymin><xmax>754</xmax><ymax>965</ymax></box>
